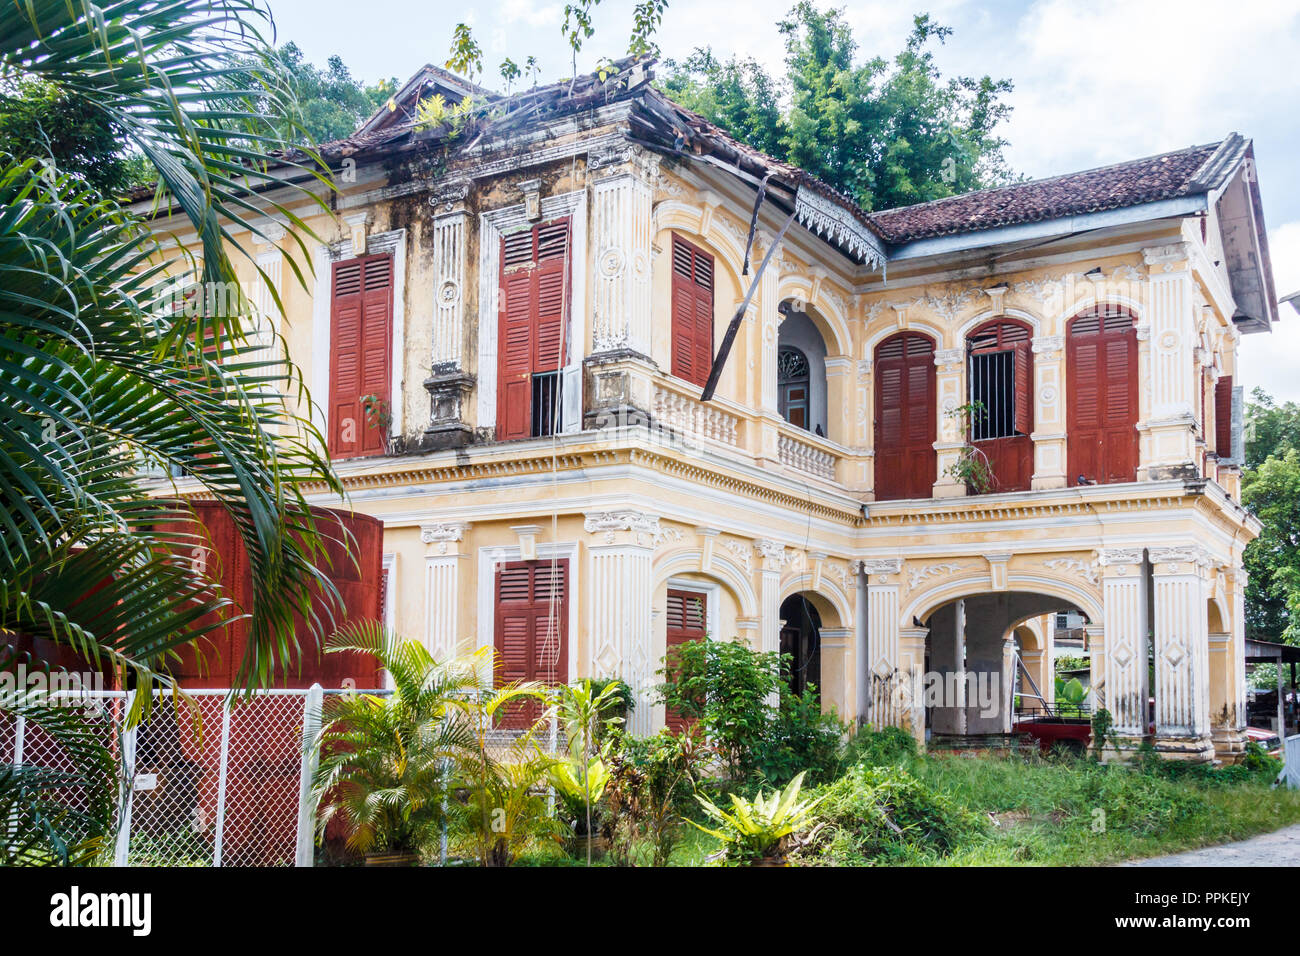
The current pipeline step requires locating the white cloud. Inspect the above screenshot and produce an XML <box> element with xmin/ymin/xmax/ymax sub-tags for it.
<box><xmin>1001</xmin><ymin>0</ymin><xmax>1300</xmax><ymax>176</ymax></box>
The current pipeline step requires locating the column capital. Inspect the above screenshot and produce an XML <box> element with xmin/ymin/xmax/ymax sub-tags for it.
<box><xmin>1098</xmin><ymin>547</ymin><xmax>1145</xmax><ymax>572</ymax></box>
<box><xmin>862</xmin><ymin>557</ymin><xmax>904</xmax><ymax>580</ymax></box>
<box><xmin>1142</xmin><ymin>241</ymin><xmax>1193</xmax><ymax>269</ymax></box>
<box><xmin>1149</xmin><ymin>545</ymin><xmax>1212</xmax><ymax>574</ymax></box>
<box><xmin>584</xmin><ymin>509</ymin><xmax>660</xmax><ymax>546</ymax></box>
<box><xmin>421</xmin><ymin>521</ymin><xmax>471</xmax><ymax>554</ymax></box>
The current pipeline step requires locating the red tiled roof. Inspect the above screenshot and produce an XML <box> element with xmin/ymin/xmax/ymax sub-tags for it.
<box><xmin>867</xmin><ymin>140</ymin><xmax>1231</xmax><ymax>244</ymax></box>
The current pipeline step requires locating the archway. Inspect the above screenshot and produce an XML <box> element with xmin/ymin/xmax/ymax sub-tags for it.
<box><xmin>776</xmin><ymin>305</ymin><xmax>829</xmax><ymax>435</ymax></box>
<box><xmin>779</xmin><ymin>593</ymin><xmax>821</xmax><ymax>701</ymax></box>
<box><xmin>922</xmin><ymin>590</ymin><xmax>1088</xmax><ymax>742</ymax></box>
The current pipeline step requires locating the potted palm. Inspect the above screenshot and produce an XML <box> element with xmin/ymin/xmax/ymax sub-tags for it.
<box><xmin>693</xmin><ymin>770</ymin><xmax>824</xmax><ymax>866</ymax></box>
<box><xmin>310</xmin><ymin>623</ymin><xmax>477</xmax><ymax>866</ymax></box>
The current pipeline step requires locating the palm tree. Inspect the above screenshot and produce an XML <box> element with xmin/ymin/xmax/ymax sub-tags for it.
<box><xmin>310</xmin><ymin>624</ymin><xmax>481</xmax><ymax>863</ymax></box>
<box><xmin>1</xmin><ymin>1</ymin><xmax>343</xmax><ymax>863</ymax></box>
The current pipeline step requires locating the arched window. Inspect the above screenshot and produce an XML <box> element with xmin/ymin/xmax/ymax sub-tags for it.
<box><xmin>777</xmin><ymin>346</ymin><xmax>811</xmax><ymax>430</ymax></box>
<box><xmin>966</xmin><ymin>318</ymin><xmax>1033</xmax><ymax>492</ymax></box>
<box><xmin>874</xmin><ymin>331</ymin><xmax>936</xmax><ymax>501</ymax></box>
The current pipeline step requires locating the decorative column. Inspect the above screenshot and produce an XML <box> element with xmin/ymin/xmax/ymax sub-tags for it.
<box><xmin>1140</xmin><ymin>243</ymin><xmax>1199</xmax><ymax>479</ymax></box>
<box><xmin>583</xmin><ymin>146</ymin><xmax>657</xmax><ymax>432</ymax></box>
<box><xmin>421</xmin><ymin>521</ymin><xmax>470</xmax><ymax>660</ymax></box>
<box><xmin>863</xmin><ymin>558</ymin><xmax>904</xmax><ymax>730</ymax></box>
<box><xmin>932</xmin><ymin>347</ymin><xmax>967</xmax><ymax>497</ymax></box>
<box><xmin>590</xmin><ymin>165</ymin><xmax>654</xmax><ymax>358</ymax></box>
<box><xmin>898</xmin><ymin>625</ymin><xmax>928</xmax><ymax>743</ymax></box>
<box><xmin>927</xmin><ymin>600</ymin><xmax>965</xmax><ymax>735</ymax></box>
<box><xmin>424</xmin><ymin>180</ymin><xmax>475</xmax><ymax>448</ymax></box>
<box><xmin>853</xmin><ymin>561</ymin><xmax>869</xmax><ymax>722</ymax></box>
<box><xmin>755</xmin><ymin>540</ymin><xmax>786</xmax><ymax>656</ymax></box>
<box><xmin>754</xmin><ymin>256</ymin><xmax>784</xmax><ymax>468</ymax></box>
<box><xmin>1150</xmin><ymin>546</ymin><xmax>1214</xmax><ymax>761</ymax></box>
<box><xmin>818</xmin><ymin>627</ymin><xmax>853</xmax><ymax>720</ymax></box>
<box><xmin>584</xmin><ymin>510</ymin><xmax>657</xmax><ymax>735</ymax></box>
<box><xmin>1030</xmin><ymin>334</ymin><xmax>1068</xmax><ymax>489</ymax></box>
<box><xmin>1098</xmin><ymin>548</ymin><xmax>1149</xmax><ymax>751</ymax></box>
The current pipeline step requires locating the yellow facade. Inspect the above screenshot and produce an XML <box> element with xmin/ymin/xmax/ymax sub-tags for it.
<box><xmin>141</xmin><ymin>91</ymin><xmax>1272</xmax><ymax>764</ymax></box>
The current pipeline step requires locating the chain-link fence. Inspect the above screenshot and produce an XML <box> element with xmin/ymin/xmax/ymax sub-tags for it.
<box><xmin>3</xmin><ymin>688</ymin><xmax>329</xmax><ymax>867</ymax></box>
<box><xmin>3</xmin><ymin>686</ymin><xmax>568</xmax><ymax>867</ymax></box>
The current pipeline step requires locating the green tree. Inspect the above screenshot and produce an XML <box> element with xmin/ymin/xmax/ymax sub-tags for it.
<box><xmin>0</xmin><ymin>79</ymin><xmax>143</xmax><ymax>195</ymax></box>
<box><xmin>1241</xmin><ymin>389</ymin><xmax>1300</xmax><ymax>642</ymax></box>
<box><xmin>660</xmin><ymin>5</ymin><xmax>1015</xmax><ymax>212</ymax></box>
<box><xmin>1243</xmin><ymin>448</ymin><xmax>1300</xmax><ymax>642</ymax></box>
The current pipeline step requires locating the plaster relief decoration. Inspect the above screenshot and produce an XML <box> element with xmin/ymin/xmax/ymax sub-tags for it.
<box><xmin>721</xmin><ymin>538</ymin><xmax>753</xmax><ymax>573</ymax></box>
<box><xmin>1042</xmin><ymin>555</ymin><xmax>1101</xmax><ymax>587</ymax></box>
<box><xmin>906</xmin><ymin>561</ymin><xmax>969</xmax><ymax>590</ymax></box>
<box><xmin>584</xmin><ymin>510</ymin><xmax>660</xmax><ymax>546</ymax></box>
<box><xmin>653</xmin><ymin>525</ymin><xmax>684</xmax><ymax>550</ymax></box>
<box><xmin>1010</xmin><ymin>265</ymin><xmax>1148</xmax><ymax>312</ymax></box>
<box><xmin>910</xmin><ymin>288</ymin><xmax>980</xmax><ymax>322</ymax></box>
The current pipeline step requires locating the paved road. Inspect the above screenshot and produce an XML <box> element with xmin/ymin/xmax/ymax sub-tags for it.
<box><xmin>1125</xmin><ymin>824</ymin><xmax>1300</xmax><ymax>866</ymax></box>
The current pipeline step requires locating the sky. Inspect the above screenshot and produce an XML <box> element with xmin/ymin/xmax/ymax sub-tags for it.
<box><xmin>264</xmin><ymin>0</ymin><xmax>1300</xmax><ymax>401</ymax></box>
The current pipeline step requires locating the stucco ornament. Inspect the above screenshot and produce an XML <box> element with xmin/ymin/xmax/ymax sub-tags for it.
<box><xmin>583</xmin><ymin>510</ymin><xmax>661</xmax><ymax>545</ymax></box>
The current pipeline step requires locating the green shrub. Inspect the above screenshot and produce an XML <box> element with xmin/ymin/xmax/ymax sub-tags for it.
<box><xmin>657</xmin><ymin>639</ymin><xmax>780</xmax><ymax>780</ymax></box>
<box><xmin>798</xmin><ymin>764</ymin><xmax>984</xmax><ymax>865</ymax></box>
<box><xmin>751</xmin><ymin>686</ymin><xmax>846</xmax><ymax>787</ymax></box>
<box><xmin>843</xmin><ymin>726</ymin><xmax>918</xmax><ymax>767</ymax></box>
<box><xmin>604</xmin><ymin>727</ymin><xmax>713</xmax><ymax>866</ymax></box>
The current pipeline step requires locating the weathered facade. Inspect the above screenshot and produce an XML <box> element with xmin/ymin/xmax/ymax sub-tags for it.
<box><xmin>140</xmin><ymin>62</ymin><xmax>1278</xmax><ymax>762</ymax></box>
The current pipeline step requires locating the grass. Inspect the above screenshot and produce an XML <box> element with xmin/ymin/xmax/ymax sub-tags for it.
<box><xmin>821</xmin><ymin>744</ymin><xmax>1300</xmax><ymax>866</ymax></box>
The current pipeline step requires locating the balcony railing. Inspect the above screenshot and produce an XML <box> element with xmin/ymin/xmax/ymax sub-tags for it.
<box><xmin>652</xmin><ymin>382</ymin><xmax>740</xmax><ymax>448</ymax></box>
<box><xmin>777</xmin><ymin>429</ymin><xmax>837</xmax><ymax>481</ymax></box>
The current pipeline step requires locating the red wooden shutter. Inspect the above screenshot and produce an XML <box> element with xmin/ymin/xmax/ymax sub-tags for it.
<box><xmin>497</xmin><ymin>230</ymin><xmax>535</xmax><ymax>441</ymax></box>
<box><xmin>665</xmin><ymin>588</ymin><xmax>707</xmax><ymax>733</ymax></box>
<box><xmin>494</xmin><ymin>559</ymin><xmax>569</xmax><ymax>727</ymax></box>
<box><xmin>874</xmin><ymin>333</ymin><xmax>936</xmax><ymax>500</ymax></box>
<box><xmin>1013</xmin><ymin>342</ymin><xmax>1032</xmax><ymax>436</ymax></box>
<box><xmin>1067</xmin><ymin>307</ymin><xmax>1138</xmax><ymax>485</ymax></box>
<box><xmin>671</xmin><ymin>236</ymin><xmax>714</xmax><ymax>387</ymax></box>
<box><xmin>1215</xmin><ymin>374</ymin><xmax>1233</xmax><ymax>458</ymax></box>
<box><xmin>496</xmin><ymin>219</ymin><xmax>571</xmax><ymax>440</ymax></box>
<box><xmin>329</xmin><ymin>254</ymin><xmax>392</xmax><ymax>459</ymax></box>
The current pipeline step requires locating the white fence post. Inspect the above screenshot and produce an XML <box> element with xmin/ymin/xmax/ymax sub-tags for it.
<box><xmin>113</xmin><ymin>689</ymin><xmax>139</xmax><ymax>867</ymax></box>
<box><xmin>295</xmin><ymin>683</ymin><xmax>323</xmax><ymax>867</ymax></box>
<box><xmin>212</xmin><ymin>696</ymin><xmax>233</xmax><ymax>867</ymax></box>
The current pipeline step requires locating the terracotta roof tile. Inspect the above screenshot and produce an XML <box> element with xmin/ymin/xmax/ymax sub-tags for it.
<box><xmin>867</xmin><ymin>141</ymin><xmax>1228</xmax><ymax>244</ymax></box>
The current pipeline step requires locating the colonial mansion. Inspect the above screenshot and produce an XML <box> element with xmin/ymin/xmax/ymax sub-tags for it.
<box><xmin>138</xmin><ymin>61</ymin><xmax>1279</xmax><ymax>763</ymax></box>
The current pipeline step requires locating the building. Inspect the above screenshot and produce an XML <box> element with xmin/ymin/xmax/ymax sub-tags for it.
<box><xmin>138</xmin><ymin>59</ymin><xmax>1278</xmax><ymax>763</ymax></box>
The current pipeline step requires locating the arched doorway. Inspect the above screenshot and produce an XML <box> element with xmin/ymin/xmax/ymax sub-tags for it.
<box><xmin>776</xmin><ymin>306</ymin><xmax>829</xmax><ymax>434</ymax></box>
<box><xmin>779</xmin><ymin>594</ymin><xmax>821</xmax><ymax>700</ymax></box>
<box><xmin>874</xmin><ymin>331</ymin><xmax>936</xmax><ymax>500</ymax></box>
<box><xmin>966</xmin><ymin>318</ymin><xmax>1033</xmax><ymax>492</ymax></box>
<box><xmin>1067</xmin><ymin>305</ymin><xmax>1138</xmax><ymax>485</ymax></box>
